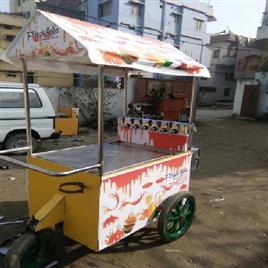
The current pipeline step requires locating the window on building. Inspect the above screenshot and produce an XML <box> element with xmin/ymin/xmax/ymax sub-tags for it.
<box><xmin>194</xmin><ymin>19</ymin><xmax>203</xmax><ymax>31</ymax></box>
<box><xmin>3</xmin><ymin>25</ymin><xmax>13</xmax><ymax>30</ymax></box>
<box><xmin>17</xmin><ymin>0</ymin><xmax>21</xmax><ymax>6</ymax></box>
<box><xmin>130</xmin><ymin>4</ymin><xmax>141</xmax><ymax>16</ymax></box>
<box><xmin>0</xmin><ymin>89</ymin><xmax>42</xmax><ymax>108</ymax></box>
<box><xmin>224</xmin><ymin>88</ymin><xmax>231</xmax><ymax>97</ymax></box>
<box><xmin>200</xmin><ymin>87</ymin><xmax>216</xmax><ymax>93</ymax></box>
<box><xmin>173</xmin><ymin>14</ymin><xmax>181</xmax><ymax>24</ymax></box>
<box><xmin>73</xmin><ymin>73</ymin><xmax>80</xmax><ymax>87</ymax></box>
<box><xmin>27</xmin><ymin>72</ymin><xmax>35</xmax><ymax>84</ymax></box>
<box><xmin>80</xmin><ymin>11</ymin><xmax>86</xmax><ymax>20</ymax></box>
<box><xmin>24</xmin><ymin>11</ymin><xmax>31</xmax><ymax>18</ymax></box>
<box><xmin>228</xmin><ymin>47</ymin><xmax>237</xmax><ymax>57</ymax></box>
<box><xmin>7</xmin><ymin>71</ymin><xmax>17</xmax><ymax>78</ymax></box>
<box><xmin>98</xmin><ymin>1</ymin><xmax>112</xmax><ymax>18</ymax></box>
<box><xmin>213</xmin><ymin>49</ymin><xmax>220</xmax><ymax>58</ymax></box>
<box><xmin>5</xmin><ymin>35</ymin><xmax>15</xmax><ymax>42</ymax></box>
<box><xmin>225</xmin><ymin>72</ymin><xmax>234</xmax><ymax>81</ymax></box>
<box><xmin>173</xmin><ymin>14</ymin><xmax>181</xmax><ymax>35</ymax></box>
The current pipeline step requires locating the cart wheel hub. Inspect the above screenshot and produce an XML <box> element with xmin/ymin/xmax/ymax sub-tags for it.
<box><xmin>158</xmin><ymin>193</ymin><xmax>196</xmax><ymax>241</ymax></box>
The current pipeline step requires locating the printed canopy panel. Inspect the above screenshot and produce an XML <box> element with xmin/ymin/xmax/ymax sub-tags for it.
<box><xmin>5</xmin><ymin>10</ymin><xmax>210</xmax><ymax>77</ymax></box>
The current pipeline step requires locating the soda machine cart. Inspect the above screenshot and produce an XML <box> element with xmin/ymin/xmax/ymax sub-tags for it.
<box><xmin>0</xmin><ymin>10</ymin><xmax>210</xmax><ymax>268</ymax></box>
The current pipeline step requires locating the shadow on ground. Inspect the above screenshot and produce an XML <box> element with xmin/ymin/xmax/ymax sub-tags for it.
<box><xmin>57</xmin><ymin>227</ymin><xmax>163</xmax><ymax>267</ymax></box>
<box><xmin>56</xmin><ymin>224</ymin><xmax>268</xmax><ymax>268</ymax></box>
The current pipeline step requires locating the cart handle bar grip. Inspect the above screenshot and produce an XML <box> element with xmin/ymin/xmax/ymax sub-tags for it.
<box><xmin>0</xmin><ymin>155</ymin><xmax>101</xmax><ymax>177</ymax></box>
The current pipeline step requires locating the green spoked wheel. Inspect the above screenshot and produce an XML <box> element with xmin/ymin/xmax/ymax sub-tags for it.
<box><xmin>157</xmin><ymin>191</ymin><xmax>196</xmax><ymax>242</ymax></box>
<box><xmin>4</xmin><ymin>229</ymin><xmax>64</xmax><ymax>268</ymax></box>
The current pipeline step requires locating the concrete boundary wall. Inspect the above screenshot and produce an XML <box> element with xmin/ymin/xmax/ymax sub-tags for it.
<box><xmin>233</xmin><ymin>72</ymin><xmax>268</xmax><ymax>116</ymax></box>
<box><xmin>43</xmin><ymin>78</ymin><xmax>136</xmax><ymax>124</ymax></box>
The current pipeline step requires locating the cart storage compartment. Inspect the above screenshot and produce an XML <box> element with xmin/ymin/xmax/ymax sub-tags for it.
<box><xmin>29</xmin><ymin>144</ymin><xmax>192</xmax><ymax>251</ymax></box>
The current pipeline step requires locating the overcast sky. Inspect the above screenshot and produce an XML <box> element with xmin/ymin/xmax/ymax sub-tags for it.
<box><xmin>0</xmin><ymin>0</ymin><xmax>9</xmax><ymax>12</ymax></box>
<box><xmin>0</xmin><ymin>0</ymin><xmax>266</xmax><ymax>38</ymax></box>
<box><xmin>207</xmin><ymin>0</ymin><xmax>266</xmax><ymax>38</ymax></box>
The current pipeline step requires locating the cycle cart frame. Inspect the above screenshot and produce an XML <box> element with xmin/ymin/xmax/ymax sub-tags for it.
<box><xmin>0</xmin><ymin>9</ymin><xmax>209</xmax><ymax>257</ymax></box>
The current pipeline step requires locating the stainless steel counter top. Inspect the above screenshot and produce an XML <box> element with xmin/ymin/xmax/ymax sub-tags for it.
<box><xmin>36</xmin><ymin>142</ymin><xmax>170</xmax><ymax>174</ymax></box>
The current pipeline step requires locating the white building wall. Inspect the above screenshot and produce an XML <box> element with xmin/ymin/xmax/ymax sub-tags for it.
<box><xmin>43</xmin><ymin>87</ymin><xmax>61</xmax><ymax>113</ymax></box>
<box><xmin>233</xmin><ymin>80</ymin><xmax>246</xmax><ymax>115</ymax></box>
<box><xmin>233</xmin><ymin>72</ymin><xmax>268</xmax><ymax>116</ymax></box>
<box><xmin>42</xmin><ymin>77</ymin><xmax>137</xmax><ymax>122</ymax></box>
<box><xmin>107</xmin><ymin>77</ymin><xmax>137</xmax><ymax>118</ymax></box>
<box><xmin>255</xmin><ymin>73</ymin><xmax>268</xmax><ymax>115</ymax></box>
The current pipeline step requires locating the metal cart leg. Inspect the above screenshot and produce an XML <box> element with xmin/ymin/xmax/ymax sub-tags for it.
<box><xmin>21</xmin><ymin>58</ymin><xmax>32</xmax><ymax>156</ymax></box>
<box><xmin>123</xmin><ymin>69</ymin><xmax>128</xmax><ymax>116</ymax></box>
<box><xmin>189</xmin><ymin>77</ymin><xmax>197</xmax><ymax>124</ymax></box>
<box><xmin>98</xmin><ymin>65</ymin><xmax>104</xmax><ymax>176</ymax></box>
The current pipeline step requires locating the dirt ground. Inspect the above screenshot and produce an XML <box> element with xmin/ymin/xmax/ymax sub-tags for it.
<box><xmin>0</xmin><ymin>114</ymin><xmax>267</xmax><ymax>268</ymax></box>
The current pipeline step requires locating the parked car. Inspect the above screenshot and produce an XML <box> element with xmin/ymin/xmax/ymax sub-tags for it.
<box><xmin>0</xmin><ymin>83</ymin><xmax>60</xmax><ymax>153</ymax></box>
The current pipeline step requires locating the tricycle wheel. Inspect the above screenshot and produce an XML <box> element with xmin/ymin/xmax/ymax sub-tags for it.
<box><xmin>4</xmin><ymin>229</ymin><xmax>63</xmax><ymax>268</ymax></box>
<box><xmin>157</xmin><ymin>191</ymin><xmax>196</xmax><ymax>242</ymax></box>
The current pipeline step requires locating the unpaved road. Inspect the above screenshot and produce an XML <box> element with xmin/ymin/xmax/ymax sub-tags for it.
<box><xmin>0</xmin><ymin>118</ymin><xmax>268</xmax><ymax>268</ymax></box>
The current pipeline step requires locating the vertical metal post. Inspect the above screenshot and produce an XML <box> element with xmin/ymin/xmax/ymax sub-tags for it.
<box><xmin>189</xmin><ymin>77</ymin><xmax>197</xmax><ymax>123</ymax></box>
<box><xmin>160</xmin><ymin>0</ymin><xmax>167</xmax><ymax>41</ymax></box>
<box><xmin>123</xmin><ymin>69</ymin><xmax>128</xmax><ymax>116</ymax></box>
<box><xmin>199</xmin><ymin>40</ymin><xmax>204</xmax><ymax>64</ymax></box>
<box><xmin>98</xmin><ymin>65</ymin><xmax>104</xmax><ymax>176</ymax></box>
<box><xmin>196</xmin><ymin>40</ymin><xmax>204</xmax><ymax>100</ymax></box>
<box><xmin>21</xmin><ymin>58</ymin><xmax>32</xmax><ymax>156</ymax></box>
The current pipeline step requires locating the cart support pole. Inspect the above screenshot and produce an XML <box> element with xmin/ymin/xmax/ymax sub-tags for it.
<box><xmin>21</xmin><ymin>58</ymin><xmax>32</xmax><ymax>156</ymax></box>
<box><xmin>98</xmin><ymin>66</ymin><xmax>104</xmax><ymax>176</ymax></box>
<box><xmin>189</xmin><ymin>77</ymin><xmax>197</xmax><ymax>124</ymax></box>
<box><xmin>123</xmin><ymin>69</ymin><xmax>128</xmax><ymax>116</ymax></box>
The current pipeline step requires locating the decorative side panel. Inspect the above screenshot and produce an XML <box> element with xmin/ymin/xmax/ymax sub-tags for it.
<box><xmin>98</xmin><ymin>153</ymin><xmax>192</xmax><ymax>251</ymax></box>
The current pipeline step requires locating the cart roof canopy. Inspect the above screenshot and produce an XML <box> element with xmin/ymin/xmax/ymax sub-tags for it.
<box><xmin>4</xmin><ymin>10</ymin><xmax>210</xmax><ymax>78</ymax></box>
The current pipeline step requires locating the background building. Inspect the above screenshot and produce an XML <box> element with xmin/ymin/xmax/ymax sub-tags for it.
<box><xmin>9</xmin><ymin>0</ymin><xmax>37</xmax><ymax>17</ymax></box>
<box><xmin>235</xmin><ymin>0</ymin><xmax>268</xmax><ymax>81</ymax></box>
<box><xmin>233</xmin><ymin>0</ymin><xmax>268</xmax><ymax>118</ymax></box>
<box><xmin>0</xmin><ymin>12</ymin><xmax>73</xmax><ymax>87</ymax></box>
<box><xmin>0</xmin><ymin>13</ymin><xmax>28</xmax><ymax>83</ymax></box>
<box><xmin>3</xmin><ymin>0</ymin><xmax>216</xmax><ymax>118</ymax></box>
<box><xmin>256</xmin><ymin>0</ymin><xmax>268</xmax><ymax>42</ymax></box>
<box><xmin>1</xmin><ymin>0</ymin><xmax>86</xmax><ymax>87</ymax></box>
<box><xmin>199</xmin><ymin>31</ymin><xmax>251</xmax><ymax>105</ymax></box>
<box><xmin>9</xmin><ymin>0</ymin><xmax>85</xmax><ymax>19</ymax></box>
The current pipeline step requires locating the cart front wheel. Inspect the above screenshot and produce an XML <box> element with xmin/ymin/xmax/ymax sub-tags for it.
<box><xmin>157</xmin><ymin>191</ymin><xmax>196</xmax><ymax>242</ymax></box>
<box><xmin>4</xmin><ymin>229</ymin><xmax>62</xmax><ymax>268</ymax></box>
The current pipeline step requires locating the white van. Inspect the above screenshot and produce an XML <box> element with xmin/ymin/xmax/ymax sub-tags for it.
<box><xmin>0</xmin><ymin>83</ymin><xmax>60</xmax><ymax>153</ymax></box>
